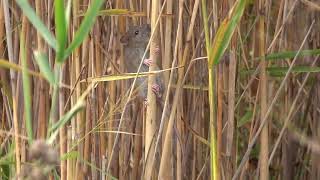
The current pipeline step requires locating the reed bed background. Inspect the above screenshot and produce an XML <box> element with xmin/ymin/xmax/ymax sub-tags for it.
<box><xmin>1</xmin><ymin>0</ymin><xmax>320</xmax><ymax>180</ymax></box>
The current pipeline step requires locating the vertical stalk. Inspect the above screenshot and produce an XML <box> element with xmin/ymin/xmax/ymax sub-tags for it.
<box><xmin>67</xmin><ymin>127</ymin><xmax>73</xmax><ymax>180</ymax></box>
<box><xmin>21</xmin><ymin>14</ymin><xmax>33</xmax><ymax>145</ymax></box>
<box><xmin>13</xmin><ymin>96</ymin><xmax>20</xmax><ymax>174</ymax></box>
<box><xmin>59</xmin><ymin>65</ymin><xmax>67</xmax><ymax>180</ymax></box>
<box><xmin>145</xmin><ymin>0</ymin><xmax>160</xmax><ymax>179</ymax></box>
<box><xmin>3</xmin><ymin>0</ymin><xmax>16</xmax><ymax>95</ymax></box>
<box><xmin>107</xmin><ymin>13</ymin><xmax>119</xmax><ymax>178</ymax></box>
<box><xmin>35</xmin><ymin>0</ymin><xmax>47</xmax><ymax>140</ymax></box>
<box><xmin>71</xmin><ymin>0</ymin><xmax>81</xmax><ymax>177</ymax></box>
<box><xmin>159</xmin><ymin>0</ymin><xmax>186</xmax><ymax>179</ymax></box>
<box><xmin>208</xmin><ymin>68</ymin><xmax>218</xmax><ymax>180</ymax></box>
<box><xmin>163</xmin><ymin>0</ymin><xmax>173</xmax><ymax>87</ymax></box>
<box><xmin>226</xmin><ymin>12</ymin><xmax>238</xmax><ymax>180</ymax></box>
<box><xmin>216</xmin><ymin>63</ymin><xmax>222</xmax><ymax>179</ymax></box>
<box><xmin>0</xmin><ymin>1</ymin><xmax>6</xmax><ymax>150</ymax></box>
<box><xmin>259</xmin><ymin>0</ymin><xmax>269</xmax><ymax>179</ymax></box>
<box><xmin>201</xmin><ymin>0</ymin><xmax>218</xmax><ymax>179</ymax></box>
<box><xmin>94</xmin><ymin>18</ymin><xmax>106</xmax><ymax>165</ymax></box>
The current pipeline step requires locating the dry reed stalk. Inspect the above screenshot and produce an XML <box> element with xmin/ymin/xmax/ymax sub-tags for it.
<box><xmin>158</xmin><ymin>0</ymin><xmax>184</xmax><ymax>178</ymax></box>
<box><xmin>109</xmin><ymin>2</ymin><xmax>124</xmax><ymax>179</ymax></box>
<box><xmin>217</xmin><ymin>3</ymin><xmax>229</xmax><ymax>179</ymax></box>
<box><xmin>102</xmin><ymin>156</ymin><xmax>107</xmax><ymax>180</ymax></box>
<box><xmin>225</xmin><ymin>37</ymin><xmax>237</xmax><ymax>179</ymax></box>
<box><xmin>106</xmin><ymin>16</ymin><xmax>118</xmax><ymax>180</ymax></box>
<box><xmin>223</xmin><ymin>0</ymin><xmax>238</xmax><ymax>176</ymax></box>
<box><xmin>12</xmin><ymin>2</ymin><xmax>19</xmax><ymax>67</ymax></box>
<box><xmin>13</xmin><ymin>96</ymin><xmax>20</xmax><ymax>174</ymax></box>
<box><xmin>176</xmin><ymin>2</ymin><xmax>184</xmax><ymax>179</ymax></box>
<box><xmin>163</xmin><ymin>0</ymin><xmax>172</xmax><ymax>92</ymax></box>
<box><xmin>3</xmin><ymin>0</ymin><xmax>16</xmax><ymax>95</ymax></box>
<box><xmin>0</xmin><ymin>0</ymin><xmax>6</xmax><ymax>149</ymax></box>
<box><xmin>117</xmin><ymin>3</ymin><xmax>132</xmax><ymax>176</ymax></box>
<box><xmin>161</xmin><ymin>0</ymin><xmax>174</xmax><ymax>174</ymax></box>
<box><xmin>259</xmin><ymin>0</ymin><xmax>269</xmax><ymax>179</ymax></box>
<box><xmin>89</xmin><ymin>37</ymin><xmax>99</xmax><ymax>178</ymax></box>
<box><xmin>176</xmin><ymin>104</ymin><xmax>183</xmax><ymax>180</ymax></box>
<box><xmin>144</xmin><ymin>0</ymin><xmax>161</xmax><ymax>179</ymax></box>
<box><xmin>132</xmin><ymin>109</ymin><xmax>143</xmax><ymax>180</ymax></box>
<box><xmin>0</xmin><ymin>2</ymin><xmax>4</xmax><ymax>58</ymax></box>
<box><xmin>80</xmin><ymin>34</ymin><xmax>90</xmax><ymax>176</ymax></box>
<box><xmin>159</xmin><ymin>0</ymin><xmax>200</xmax><ymax>179</ymax></box>
<box><xmin>69</xmin><ymin>2</ymin><xmax>78</xmax><ymax>178</ymax></box>
<box><xmin>83</xmin><ymin>93</ymin><xmax>91</xmax><ymax>176</ymax></box>
<box><xmin>129</xmin><ymin>0</ymin><xmax>138</xmax><ymax>25</ymax></box>
<box><xmin>270</xmin><ymin>0</ymin><xmax>284</xmax><ymax>53</ymax></box>
<box><xmin>72</xmin><ymin>1</ymin><xmax>84</xmax><ymax>178</ymax></box>
<box><xmin>94</xmin><ymin>17</ymin><xmax>107</xmax><ymax>166</ymax></box>
<box><xmin>35</xmin><ymin>0</ymin><xmax>47</xmax><ymax>141</ymax></box>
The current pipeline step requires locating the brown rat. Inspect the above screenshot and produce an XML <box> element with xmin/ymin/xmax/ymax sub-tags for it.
<box><xmin>120</xmin><ymin>24</ymin><xmax>163</xmax><ymax>100</ymax></box>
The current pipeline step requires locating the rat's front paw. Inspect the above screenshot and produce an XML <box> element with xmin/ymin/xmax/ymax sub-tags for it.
<box><xmin>152</xmin><ymin>84</ymin><xmax>162</xmax><ymax>98</ymax></box>
<box><xmin>143</xmin><ymin>58</ymin><xmax>153</xmax><ymax>66</ymax></box>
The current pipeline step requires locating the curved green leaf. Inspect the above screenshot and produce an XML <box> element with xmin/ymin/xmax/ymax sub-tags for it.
<box><xmin>209</xmin><ymin>0</ymin><xmax>247</xmax><ymax>67</ymax></box>
<box><xmin>33</xmin><ymin>51</ymin><xmax>56</xmax><ymax>85</ymax></box>
<box><xmin>63</xmin><ymin>0</ymin><xmax>104</xmax><ymax>61</ymax></box>
<box><xmin>265</xmin><ymin>49</ymin><xmax>320</xmax><ymax>61</ymax></box>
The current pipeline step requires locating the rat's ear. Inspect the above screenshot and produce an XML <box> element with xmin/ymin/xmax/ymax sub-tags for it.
<box><xmin>120</xmin><ymin>34</ymin><xmax>129</xmax><ymax>44</ymax></box>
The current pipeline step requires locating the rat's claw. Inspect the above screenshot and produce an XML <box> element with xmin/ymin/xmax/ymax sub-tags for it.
<box><xmin>143</xmin><ymin>98</ymin><xmax>149</xmax><ymax>107</ymax></box>
<box><xmin>143</xmin><ymin>58</ymin><xmax>153</xmax><ymax>66</ymax></box>
<box><xmin>154</xmin><ymin>46</ymin><xmax>160</xmax><ymax>54</ymax></box>
<box><xmin>152</xmin><ymin>84</ymin><xmax>161</xmax><ymax>98</ymax></box>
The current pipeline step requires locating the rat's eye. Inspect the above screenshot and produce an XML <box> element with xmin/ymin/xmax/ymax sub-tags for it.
<box><xmin>135</xmin><ymin>30</ymin><xmax>139</xmax><ymax>35</ymax></box>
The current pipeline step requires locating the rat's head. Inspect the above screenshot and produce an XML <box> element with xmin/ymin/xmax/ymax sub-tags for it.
<box><xmin>120</xmin><ymin>24</ymin><xmax>151</xmax><ymax>47</ymax></box>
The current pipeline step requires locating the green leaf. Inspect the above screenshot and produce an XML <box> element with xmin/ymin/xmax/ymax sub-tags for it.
<box><xmin>61</xmin><ymin>151</ymin><xmax>80</xmax><ymax>160</ymax></box>
<box><xmin>55</xmin><ymin>0</ymin><xmax>67</xmax><ymax>61</ymax></box>
<box><xmin>63</xmin><ymin>0</ymin><xmax>104</xmax><ymax>61</ymax></box>
<box><xmin>16</xmin><ymin>0</ymin><xmax>57</xmax><ymax>50</ymax></box>
<box><xmin>265</xmin><ymin>49</ymin><xmax>320</xmax><ymax>61</ymax></box>
<box><xmin>242</xmin><ymin>66</ymin><xmax>320</xmax><ymax>77</ymax></box>
<box><xmin>0</xmin><ymin>150</ymin><xmax>14</xmax><ymax>180</ymax></box>
<box><xmin>268</xmin><ymin>66</ymin><xmax>320</xmax><ymax>76</ymax></box>
<box><xmin>48</xmin><ymin>100</ymin><xmax>85</xmax><ymax>144</ymax></box>
<box><xmin>48</xmin><ymin>83</ymin><xmax>96</xmax><ymax>144</ymax></box>
<box><xmin>238</xmin><ymin>110</ymin><xmax>253</xmax><ymax>127</ymax></box>
<box><xmin>21</xmin><ymin>33</ymin><xmax>33</xmax><ymax>144</ymax></box>
<box><xmin>33</xmin><ymin>51</ymin><xmax>56</xmax><ymax>85</ymax></box>
<box><xmin>65</xmin><ymin>0</ymin><xmax>72</xmax><ymax>27</ymax></box>
<box><xmin>209</xmin><ymin>0</ymin><xmax>247</xmax><ymax>67</ymax></box>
